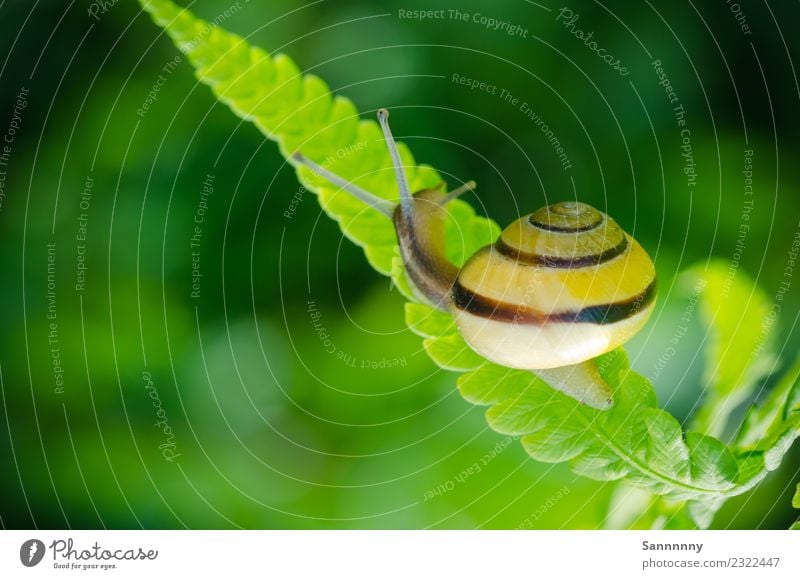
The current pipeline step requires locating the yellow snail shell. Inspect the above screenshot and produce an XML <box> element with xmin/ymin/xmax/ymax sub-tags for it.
<box><xmin>452</xmin><ymin>201</ymin><xmax>656</xmax><ymax>370</ymax></box>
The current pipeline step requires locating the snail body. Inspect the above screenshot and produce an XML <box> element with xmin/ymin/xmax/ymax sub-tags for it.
<box><xmin>293</xmin><ymin>109</ymin><xmax>656</xmax><ymax>409</ymax></box>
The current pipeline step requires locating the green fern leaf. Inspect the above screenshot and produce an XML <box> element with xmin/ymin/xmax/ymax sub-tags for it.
<box><xmin>683</xmin><ymin>262</ymin><xmax>777</xmax><ymax>437</ymax></box>
<box><xmin>736</xmin><ymin>356</ymin><xmax>800</xmax><ymax>447</ymax></box>
<box><xmin>404</xmin><ymin>303</ymin><xmax>455</xmax><ymax>338</ymax></box>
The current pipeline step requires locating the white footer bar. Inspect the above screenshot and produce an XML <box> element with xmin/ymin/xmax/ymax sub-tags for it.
<box><xmin>1</xmin><ymin>530</ymin><xmax>796</xmax><ymax>578</ymax></box>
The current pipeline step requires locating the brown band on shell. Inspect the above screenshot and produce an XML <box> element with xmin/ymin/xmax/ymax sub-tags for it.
<box><xmin>494</xmin><ymin>235</ymin><xmax>629</xmax><ymax>268</ymax></box>
<box><xmin>452</xmin><ymin>278</ymin><xmax>656</xmax><ymax>326</ymax></box>
<box><xmin>527</xmin><ymin>202</ymin><xmax>604</xmax><ymax>233</ymax></box>
<box><xmin>528</xmin><ymin>214</ymin><xmax>603</xmax><ymax>232</ymax></box>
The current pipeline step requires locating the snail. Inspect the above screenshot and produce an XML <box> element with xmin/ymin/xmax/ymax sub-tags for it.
<box><xmin>292</xmin><ymin>109</ymin><xmax>656</xmax><ymax>409</ymax></box>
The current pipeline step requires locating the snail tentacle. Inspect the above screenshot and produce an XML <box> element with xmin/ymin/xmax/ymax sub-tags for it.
<box><xmin>437</xmin><ymin>180</ymin><xmax>477</xmax><ymax>206</ymax></box>
<box><xmin>377</xmin><ymin>108</ymin><xmax>413</xmax><ymax>217</ymax></box>
<box><xmin>291</xmin><ymin>152</ymin><xmax>395</xmax><ymax>217</ymax></box>
<box><xmin>378</xmin><ymin>108</ymin><xmax>464</xmax><ymax>310</ymax></box>
<box><xmin>293</xmin><ymin>110</ymin><xmax>465</xmax><ymax>311</ymax></box>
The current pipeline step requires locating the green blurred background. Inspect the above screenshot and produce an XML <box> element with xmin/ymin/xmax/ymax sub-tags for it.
<box><xmin>0</xmin><ymin>0</ymin><xmax>798</xmax><ymax>529</ymax></box>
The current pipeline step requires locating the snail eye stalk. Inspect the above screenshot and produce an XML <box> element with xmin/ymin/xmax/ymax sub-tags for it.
<box><xmin>438</xmin><ymin>180</ymin><xmax>477</xmax><ymax>206</ymax></box>
<box><xmin>377</xmin><ymin>108</ymin><xmax>413</xmax><ymax>216</ymax></box>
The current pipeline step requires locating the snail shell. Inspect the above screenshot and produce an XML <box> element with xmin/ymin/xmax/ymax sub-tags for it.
<box><xmin>452</xmin><ymin>202</ymin><xmax>656</xmax><ymax>369</ymax></box>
